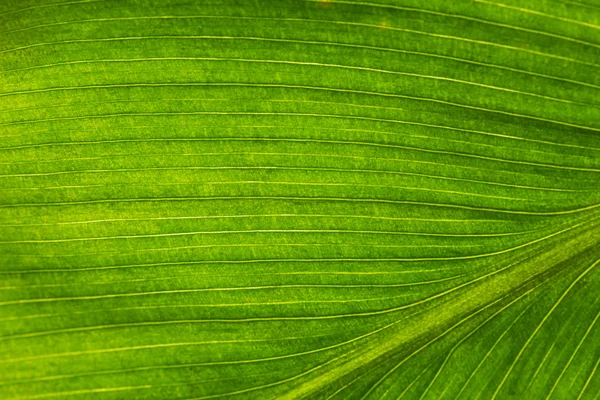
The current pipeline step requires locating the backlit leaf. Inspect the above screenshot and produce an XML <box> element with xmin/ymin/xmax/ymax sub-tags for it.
<box><xmin>1</xmin><ymin>0</ymin><xmax>599</xmax><ymax>399</ymax></box>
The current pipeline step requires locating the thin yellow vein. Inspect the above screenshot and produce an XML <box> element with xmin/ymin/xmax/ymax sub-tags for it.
<box><xmin>4</xmin><ymin>242</ymin><xmax>486</xmax><ymax>261</ymax></box>
<box><xmin>0</xmin><ymin>261</ymin><xmax>458</xmax><ymax>275</ymax></box>
<box><xmin>8</xmin><ymin>348</ymin><xmax>359</xmax><ymax>400</ymax></box>
<box><xmin>416</xmin><ymin>286</ymin><xmax>534</xmax><ymax>399</ymax></box>
<box><xmin>0</xmin><ymin>227</ymin><xmax>534</xmax><ymax>246</ymax></box>
<box><xmin>545</xmin><ymin>308</ymin><xmax>600</xmax><ymax>399</ymax></box>
<box><xmin>2</xmin><ymin>195</ymin><xmax>599</xmax><ymax>217</ymax></box>
<box><xmin>1</xmin><ymin>242</ymin><xmax>486</xmax><ymax>258</ymax></box>
<box><xmin>436</xmin><ymin>306</ymin><xmax>530</xmax><ymax>398</ymax></box>
<box><xmin>1</xmin><ymin>305</ymin><xmax>433</xmax><ymax>385</ymax></box>
<box><xmin>0</xmin><ymin>240</ymin><xmax>526</xmax><ymax>263</ymax></box>
<box><xmin>0</xmin><ymin>333</ymin><xmax>343</xmax><ymax>385</ymax></box>
<box><xmin>5</xmin><ymin>163</ymin><xmax>555</xmax><ymax>194</ymax></box>
<box><xmin>305</xmin><ymin>0</ymin><xmax>600</xmax><ymax>49</ymax></box>
<box><xmin>3</xmin><ymin>124</ymin><xmax>599</xmax><ymax>182</ymax></box>
<box><xmin>5</xmin><ymin>384</ymin><xmax>153</xmax><ymax>400</ymax></box>
<box><xmin>0</xmin><ymin>179</ymin><xmax>535</xmax><ymax>203</ymax></box>
<box><xmin>0</xmin><ymin>56</ymin><xmax>588</xmax><ymax>106</ymax></box>
<box><xmin>395</xmin><ymin>364</ymin><xmax>433</xmax><ymax>399</ymax></box>
<box><xmin>528</xmin><ymin>342</ymin><xmax>557</xmax><ymax>391</ymax></box>
<box><xmin>564</xmin><ymin>0</ymin><xmax>600</xmax><ymax>11</ymax></box>
<box><xmin>4</xmin><ymin>122</ymin><xmax>598</xmax><ymax>154</ymax></box>
<box><xmin>2</xmin><ymin>18</ymin><xmax>598</xmax><ymax>90</ymax></box>
<box><xmin>359</xmin><ymin>287</ymin><xmax>533</xmax><ymax>399</ymax></box>
<box><xmin>0</xmin><ymin>277</ymin><xmax>464</xmax><ymax>322</ymax></box>
<box><xmin>491</xmin><ymin>258</ymin><xmax>600</xmax><ymax>400</ymax></box>
<box><xmin>474</xmin><ymin>0</ymin><xmax>600</xmax><ymax>30</ymax></box>
<box><xmin>323</xmin><ymin>374</ymin><xmax>363</xmax><ymax>400</ymax></box>
<box><xmin>3</xmin><ymin>101</ymin><xmax>596</xmax><ymax>165</ymax></box>
<box><xmin>0</xmin><ymin>214</ymin><xmax>512</xmax><ymax>228</ymax></box>
<box><xmin>0</xmin><ymin>274</ymin><xmax>503</xmax><ymax>342</ymax></box>
<box><xmin>1</xmin><ymin>24</ymin><xmax>598</xmax><ymax>69</ymax></box>
<box><xmin>1</xmin><ymin>83</ymin><xmax>596</xmax><ymax>133</ymax></box>
<box><xmin>0</xmin><ymin>179</ymin><xmax>583</xmax><ymax>196</ymax></box>
<box><xmin>0</xmin><ymin>156</ymin><xmax>590</xmax><ymax>194</ymax></box>
<box><xmin>187</xmin><ymin>349</ymin><xmax>358</xmax><ymax>400</ymax></box>
<box><xmin>0</xmin><ymin>275</ymin><xmax>463</xmax><ymax>307</ymax></box>
<box><xmin>0</xmin><ymin>97</ymin><xmax>227</xmax><ymax>115</ymax></box>
<box><xmin>2</xmin><ymin>125</ymin><xmax>597</xmax><ymax>176</ymax></box>
<box><xmin>5</xmin><ymin>0</ymin><xmax>598</xmax><ymax>51</ymax></box>
<box><xmin>0</xmin><ymin>0</ymin><xmax>105</xmax><ymax>17</ymax></box>
<box><xmin>2</xmin><ymin>139</ymin><xmax>596</xmax><ymax>182</ymax></box>
<box><xmin>0</xmin><ymin>267</ymin><xmax>461</xmax><ymax>290</ymax></box>
<box><xmin>2</xmin><ymin>137</ymin><xmax>598</xmax><ymax>174</ymax></box>
<box><xmin>0</xmin><ymin>333</ymin><xmax>292</xmax><ymax>367</ymax></box>
<box><xmin>0</xmin><ymin>223</ymin><xmax>581</xmax><ymax>341</ymax></box>
<box><xmin>575</xmin><ymin>356</ymin><xmax>600</xmax><ymax>400</ymax></box>
<box><xmin>452</xmin><ymin>300</ymin><xmax>537</xmax><ymax>400</ymax></box>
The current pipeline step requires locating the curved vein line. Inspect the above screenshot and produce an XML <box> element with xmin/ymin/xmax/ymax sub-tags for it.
<box><xmin>491</xmin><ymin>257</ymin><xmax>600</xmax><ymax>400</ymax></box>
<box><xmin>3</xmin><ymin>124</ymin><xmax>598</xmax><ymax>155</ymax></box>
<box><xmin>0</xmin><ymin>268</ymin><xmax>458</xmax><ymax>290</ymax></box>
<box><xmin>0</xmin><ymin>227</ymin><xmax>532</xmax><ymax>246</ymax></box>
<box><xmin>0</xmin><ymin>214</ymin><xmax>512</xmax><ymax>228</ymax></box>
<box><xmin>6</xmin><ymin>384</ymin><xmax>152</xmax><ymax>400</ymax></box>
<box><xmin>0</xmin><ymin>276</ymin><xmax>463</xmax><ymax>321</ymax></box>
<box><xmin>0</xmin><ymin>238</ymin><xmax>529</xmax><ymax>265</ymax></box>
<box><xmin>360</xmin><ymin>287</ymin><xmax>532</xmax><ymax>399</ymax></box>
<box><xmin>305</xmin><ymin>0</ymin><xmax>600</xmax><ymax>48</ymax></box>
<box><xmin>1</xmin><ymin>242</ymin><xmax>484</xmax><ymax>260</ymax></box>
<box><xmin>563</xmin><ymin>1</ymin><xmax>600</xmax><ymax>11</ymax></box>
<box><xmin>0</xmin><ymin>222</ymin><xmax>582</xmax><ymax>341</ymax></box>
<box><xmin>2</xmin><ymin>195</ymin><xmax>599</xmax><ymax>216</ymax></box>
<box><xmin>1</xmin><ymin>23</ymin><xmax>598</xmax><ymax>69</ymax></box>
<box><xmin>188</xmin><ymin>349</ymin><xmax>357</xmax><ymax>400</ymax></box>
<box><xmin>0</xmin><ymin>97</ymin><xmax>227</xmax><ymax>115</ymax></box>
<box><xmin>3</xmin><ymin>0</ymin><xmax>598</xmax><ymax>51</ymax></box>
<box><xmin>528</xmin><ymin>342</ymin><xmax>558</xmax><ymax>391</ymax></box>
<box><xmin>0</xmin><ymin>56</ymin><xmax>588</xmax><ymax>106</ymax></box>
<box><xmin>0</xmin><ymin>261</ymin><xmax>459</xmax><ymax>275</ymax></box>
<box><xmin>2</xmin><ymin>306</ymin><xmax>428</xmax><ymax>385</ymax></box>
<box><xmin>2</xmin><ymin>122</ymin><xmax>589</xmax><ymax>168</ymax></box>
<box><xmin>8</xmin><ymin>348</ymin><xmax>359</xmax><ymax>400</ymax></box>
<box><xmin>0</xmin><ymin>275</ymin><xmax>463</xmax><ymax>307</ymax></box>
<box><xmin>453</xmin><ymin>301</ymin><xmax>536</xmax><ymax>400</ymax></box>
<box><xmin>6</xmin><ymin>145</ymin><xmax>586</xmax><ymax>179</ymax></box>
<box><xmin>0</xmin><ymin>179</ymin><xmax>577</xmax><ymax>196</ymax></box>
<box><xmin>1</xmin><ymin>83</ymin><xmax>596</xmax><ymax>133</ymax></box>
<box><xmin>416</xmin><ymin>287</ymin><xmax>533</xmax><ymax>399</ymax></box>
<box><xmin>474</xmin><ymin>0</ymin><xmax>600</xmax><ymax>30</ymax></box>
<box><xmin>546</xmin><ymin>308</ymin><xmax>600</xmax><ymax>399</ymax></box>
<box><xmin>1</xmin><ymin>22</ymin><xmax>598</xmax><ymax>91</ymax></box>
<box><xmin>0</xmin><ymin>178</ymin><xmax>534</xmax><ymax>202</ymax></box>
<box><xmin>3</xmin><ymin>138</ymin><xmax>597</xmax><ymax>176</ymax></box>
<box><xmin>323</xmin><ymin>374</ymin><xmax>363</xmax><ymax>399</ymax></box>
<box><xmin>0</xmin><ymin>335</ymin><xmax>321</xmax><ymax>379</ymax></box>
<box><xmin>395</xmin><ymin>364</ymin><xmax>433</xmax><ymax>399</ymax></box>
<box><xmin>0</xmin><ymin>0</ymin><xmax>105</xmax><ymax>17</ymax></box>
<box><xmin>3</xmin><ymin>104</ymin><xmax>596</xmax><ymax>168</ymax></box>
<box><xmin>576</xmin><ymin>357</ymin><xmax>600</xmax><ymax>400</ymax></box>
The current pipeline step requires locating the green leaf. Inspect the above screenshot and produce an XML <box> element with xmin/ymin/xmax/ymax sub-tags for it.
<box><xmin>1</xmin><ymin>0</ymin><xmax>599</xmax><ymax>399</ymax></box>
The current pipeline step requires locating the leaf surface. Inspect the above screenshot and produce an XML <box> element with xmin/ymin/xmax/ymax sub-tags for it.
<box><xmin>1</xmin><ymin>0</ymin><xmax>600</xmax><ymax>399</ymax></box>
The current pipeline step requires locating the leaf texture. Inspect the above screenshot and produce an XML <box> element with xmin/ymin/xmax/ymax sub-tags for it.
<box><xmin>1</xmin><ymin>0</ymin><xmax>600</xmax><ymax>399</ymax></box>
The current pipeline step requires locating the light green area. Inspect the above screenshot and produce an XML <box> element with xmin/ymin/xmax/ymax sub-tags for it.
<box><xmin>1</xmin><ymin>0</ymin><xmax>600</xmax><ymax>398</ymax></box>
